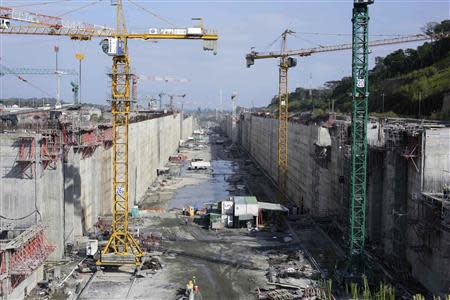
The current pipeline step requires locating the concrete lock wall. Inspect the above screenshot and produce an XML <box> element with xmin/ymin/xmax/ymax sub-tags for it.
<box><xmin>222</xmin><ymin>114</ymin><xmax>450</xmax><ymax>295</ymax></box>
<box><xmin>0</xmin><ymin>114</ymin><xmax>194</xmax><ymax>260</ymax></box>
<box><xmin>0</xmin><ymin>133</ymin><xmax>65</xmax><ymax>258</ymax></box>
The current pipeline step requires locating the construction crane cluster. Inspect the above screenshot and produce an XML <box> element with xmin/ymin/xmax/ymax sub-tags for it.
<box><xmin>131</xmin><ymin>74</ymin><xmax>189</xmax><ymax>107</ymax></box>
<box><xmin>0</xmin><ymin>63</ymin><xmax>79</xmax><ymax>104</ymax></box>
<box><xmin>158</xmin><ymin>93</ymin><xmax>187</xmax><ymax>111</ymax></box>
<box><xmin>1</xmin><ymin>0</ymin><xmax>448</xmax><ymax>276</ymax></box>
<box><xmin>0</xmin><ymin>0</ymin><xmax>218</xmax><ymax>266</ymax></box>
<box><xmin>245</xmin><ymin>0</ymin><xmax>449</xmax><ymax>271</ymax></box>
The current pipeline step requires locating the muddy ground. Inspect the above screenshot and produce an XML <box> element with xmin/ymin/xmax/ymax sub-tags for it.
<box><xmin>48</xmin><ymin>126</ymin><xmax>337</xmax><ymax>300</ymax></box>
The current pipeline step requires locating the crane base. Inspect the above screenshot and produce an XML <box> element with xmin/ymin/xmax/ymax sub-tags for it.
<box><xmin>97</xmin><ymin>253</ymin><xmax>141</xmax><ymax>266</ymax></box>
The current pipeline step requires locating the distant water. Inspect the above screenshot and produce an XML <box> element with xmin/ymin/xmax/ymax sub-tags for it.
<box><xmin>169</xmin><ymin>160</ymin><xmax>238</xmax><ymax>209</ymax></box>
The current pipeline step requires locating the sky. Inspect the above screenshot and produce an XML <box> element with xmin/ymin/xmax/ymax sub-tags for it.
<box><xmin>0</xmin><ymin>0</ymin><xmax>449</xmax><ymax>110</ymax></box>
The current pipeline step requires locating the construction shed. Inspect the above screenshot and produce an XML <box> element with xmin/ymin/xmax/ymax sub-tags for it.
<box><xmin>234</xmin><ymin>196</ymin><xmax>259</xmax><ymax>227</ymax></box>
<box><xmin>257</xmin><ymin>202</ymin><xmax>289</xmax><ymax>228</ymax></box>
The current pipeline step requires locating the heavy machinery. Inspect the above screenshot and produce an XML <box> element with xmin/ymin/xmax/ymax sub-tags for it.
<box><xmin>245</xmin><ymin>0</ymin><xmax>449</xmax><ymax>269</ymax></box>
<box><xmin>0</xmin><ymin>2</ymin><xmax>218</xmax><ymax>266</ymax></box>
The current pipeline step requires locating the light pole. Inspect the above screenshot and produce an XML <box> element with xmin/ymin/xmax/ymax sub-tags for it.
<box><xmin>75</xmin><ymin>53</ymin><xmax>85</xmax><ymax>104</ymax></box>
<box><xmin>54</xmin><ymin>45</ymin><xmax>61</xmax><ymax>108</ymax></box>
<box><xmin>418</xmin><ymin>91</ymin><xmax>422</xmax><ymax>118</ymax></box>
<box><xmin>231</xmin><ymin>92</ymin><xmax>238</xmax><ymax>143</ymax></box>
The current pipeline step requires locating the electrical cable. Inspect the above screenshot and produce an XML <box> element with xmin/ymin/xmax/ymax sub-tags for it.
<box><xmin>127</xmin><ymin>0</ymin><xmax>178</xmax><ymax>28</ymax></box>
<box><xmin>0</xmin><ymin>210</ymin><xmax>38</xmax><ymax>221</ymax></box>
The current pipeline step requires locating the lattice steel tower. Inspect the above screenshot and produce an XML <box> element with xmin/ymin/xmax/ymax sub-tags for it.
<box><xmin>277</xmin><ymin>30</ymin><xmax>296</xmax><ymax>202</ymax></box>
<box><xmin>348</xmin><ymin>0</ymin><xmax>374</xmax><ymax>269</ymax></box>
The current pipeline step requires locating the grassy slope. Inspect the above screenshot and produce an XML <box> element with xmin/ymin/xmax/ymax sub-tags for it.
<box><xmin>267</xmin><ymin>54</ymin><xmax>450</xmax><ymax>120</ymax></box>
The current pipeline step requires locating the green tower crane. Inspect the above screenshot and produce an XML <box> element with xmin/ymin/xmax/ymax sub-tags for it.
<box><xmin>348</xmin><ymin>0</ymin><xmax>373</xmax><ymax>270</ymax></box>
<box><xmin>71</xmin><ymin>81</ymin><xmax>79</xmax><ymax>104</ymax></box>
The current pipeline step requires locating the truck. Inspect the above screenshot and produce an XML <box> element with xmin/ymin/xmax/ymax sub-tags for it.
<box><xmin>188</xmin><ymin>161</ymin><xmax>211</xmax><ymax>170</ymax></box>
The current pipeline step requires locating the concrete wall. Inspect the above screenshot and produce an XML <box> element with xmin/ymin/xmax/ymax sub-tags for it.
<box><xmin>7</xmin><ymin>265</ymin><xmax>43</xmax><ymax>300</ymax></box>
<box><xmin>223</xmin><ymin>114</ymin><xmax>450</xmax><ymax>295</ymax></box>
<box><xmin>0</xmin><ymin>133</ymin><xmax>65</xmax><ymax>258</ymax></box>
<box><xmin>1</xmin><ymin>113</ymin><xmax>195</xmax><ymax>260</ymax></box>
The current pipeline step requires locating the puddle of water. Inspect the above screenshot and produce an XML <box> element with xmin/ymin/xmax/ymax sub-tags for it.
<box><xmin>169</xmin><ymin>160</ymin><xmax>238</xmax><ymax>209</ymax></box>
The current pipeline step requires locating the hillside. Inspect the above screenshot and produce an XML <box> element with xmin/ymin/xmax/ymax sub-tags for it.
<box><xmin>268</xmin><ymin>20</ymin><xmax>450</xmax><ymax>120</ymax></box>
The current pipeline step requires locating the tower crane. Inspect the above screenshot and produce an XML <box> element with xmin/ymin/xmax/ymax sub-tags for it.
<box><xmin>159</xmin><ymin>93</ymin><xmax>187</xmax><ymax>111</ymax></box>
<box><xmin>70</xmin><ymin>81</ymin><xmax>79</xmax><ymax>104</ymax></box>
<box><xmin>348</xmin><ymin>0</ymin><xmax>373</xmax><ymax>271</ymax></box>
<box><xmin>245</xmin><ymin>3</ymin><xmax>449</xmax><ymax>268</ymax></box>
<box><xmin>0</xmin><ymin>1</ymin><xmax>218</xmax><ymax>267</ymax></box>
<box><xmin>247</xmin><ymin>29</ymin><xmax>297</xmax><ymax>202</ymax></box>
<box><xmin>0</xmin><ymin>64</ymin><xmax>79</xmax><ymax>104</ymax></box>
<box><xmin>131</xmin><ymin>74</ymin><xmax>189</xmax><ymax>104</ymax></box>
<box><xmin>0</xmin><ymin>66</ymin><xmax>78</xmax><ymax>77</ymax></box>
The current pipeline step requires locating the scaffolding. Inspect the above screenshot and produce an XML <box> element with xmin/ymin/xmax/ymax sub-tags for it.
<box><xmin>15</xmin><ymin>136</ymin><xmax>36</xmax><ymax>179</ymax></box>
<box><xmin>401</xmin><ymin>135</ymin><xmax>421</xmax><ymax>173</ymax></box>
<box><xmin>74</xmin><ymin>129</ymin><xmax>100</xmax><ymax>158</ymax></box>
<box><xmin>0</xmin><ymin>224</ymin><xmax>54</xmax><ymax>296</ymax></box>
<box><xmin>99</xmin><ymin>127</ymin><xmax>113</xmax><ymax>148</ymax></box>
<box><xmin>40</xmin><ymin>130</ymin><xmax>61</xmax><ymax>174</ymax></box>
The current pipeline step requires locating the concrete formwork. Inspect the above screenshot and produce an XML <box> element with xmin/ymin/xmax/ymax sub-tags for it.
<box><xmin>0</xmin><ymin>133</ymin><xmax>64</xmax><ymax>258</ymax></box>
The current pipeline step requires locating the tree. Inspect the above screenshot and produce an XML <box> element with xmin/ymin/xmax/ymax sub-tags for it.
<box><xmin>421</xmin><ymin>22</ymin><xmax>439</xmax><ymax>35</ymax></box>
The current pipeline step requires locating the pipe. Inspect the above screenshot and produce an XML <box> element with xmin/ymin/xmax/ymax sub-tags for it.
<box><xmin>58</xmin><ymin>257</ymin><xmax>86</xmax><ymax>287</ymax></box>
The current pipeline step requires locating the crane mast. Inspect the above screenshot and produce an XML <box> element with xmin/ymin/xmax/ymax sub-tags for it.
<box><xmin>99</xmin><ymin>0</ymin><xmax>144</xmax><ymax>266</ymax></box>
<box><xmin>247</xmin><ymin>30</ymin><xmax>296</xmax><ymax>202</ymax></box>
<box><xmin>277</xmin><ymin>30</ymin><xmax>294</xmax><ymax>202</ymax></box>
<box><xmin>348</xmin><ymin>0</ymin><xmax>373</xmax><ymax>270</ymax></box>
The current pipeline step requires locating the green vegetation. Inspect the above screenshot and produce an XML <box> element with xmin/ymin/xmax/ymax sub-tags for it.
<box><xmin>319</xmin><ymin>275</ymin><xmax>450</xmax><ymax>299</ymax></box>
<box><xmin>346</xmin><ymin>276</ymin><xmax>395</xmax><ymax>300</ymax></box>
<box><xmin>269</xmin><ymin>20</ymin><xmax>450</xmax><ymax>120</ymax></box>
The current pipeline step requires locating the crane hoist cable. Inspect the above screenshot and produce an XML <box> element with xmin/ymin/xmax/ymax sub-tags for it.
<box><xmin>292</xmin><ymin>33</ymin><xmax>323</xmax><ymax>48</ymax></box>
<box><xmin>10</xmin><ymin>74</ymin><xmax>54</xmax><ymax>98</ymax></box>
<box><xmin>57</xmin><ymin>0</ymin><xmax>102</xmax><ymax>18</ymax></box>
<box><xmin>293</xmin><ymin>31</ymin><xmax>415</xmax><ymax>38</ymax></box>
<box><xmin>10</xmin><ymin>1</ymin><xmax>65</xmax><ymax>8</ymax></box>
<box><xmin>263</xmin><ymin>32</ymin><xmax>284</xmax><ymax>52</ymax></box>
<box><xmin>0</xmin><ymin>61</ymin><xmax>54</xmax><ymax>97</ymax></box>
<box><xmin>127</xmin><ymin>0</ymin><xmax>178</xmax><ymax>28</ymax></box>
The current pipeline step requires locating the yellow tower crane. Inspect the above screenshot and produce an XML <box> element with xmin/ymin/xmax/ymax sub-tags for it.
<box><xmin>246</xmin><ymin>31</ymin><xmax>448</xmax><ymax>204</ymax></box>
<box><xmin>0</xmin><ymin>1</ymin><xmax>218</xmax><ymax>266</ymax></box>
<box><xmin>247</xmin><ymin>29</ymin><xmax>297</xmax><ymax>202</ymax></box>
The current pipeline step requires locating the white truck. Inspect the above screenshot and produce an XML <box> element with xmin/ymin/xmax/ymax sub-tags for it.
<box><xmin>188</xmin><ymin>161</ymin><xmax>211</xmax><ymax>170</ymax></box>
